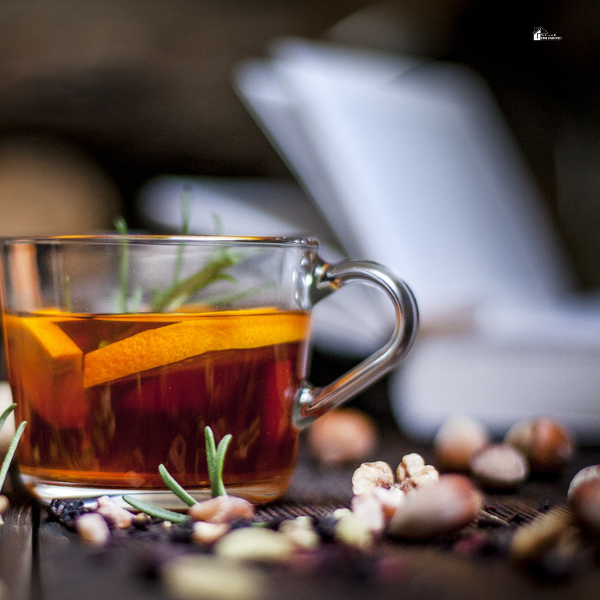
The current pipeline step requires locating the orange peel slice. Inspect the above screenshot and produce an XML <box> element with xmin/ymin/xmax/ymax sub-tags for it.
<box><xmin>3</xmin><ymin>315</ymin><xmax>86</xmax><ymax>428</ymax></box>
<box><xmin>83</xmin><ymin>310</ymin><xmax>310</xmax><ymax>388</ymax></box>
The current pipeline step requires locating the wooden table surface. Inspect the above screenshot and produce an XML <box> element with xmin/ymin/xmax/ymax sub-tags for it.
<box><xmin>1</xmin><ymin>421</ymin><xmax>600</xmax><ymax>600</ymax></box>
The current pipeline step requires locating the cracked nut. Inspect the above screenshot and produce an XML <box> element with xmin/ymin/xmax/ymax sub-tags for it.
<box><xmin>388</xmin><ymin>474</ymin><xmax>482</xmax><ymax>539</ymax></box>
<box><xmin>396</xmin><ymin>453</ymin><xmax>438</xmax><ymax>491</ymax></box>
<box><xmin>308</xmin><ymin>408</ymin><xmax>376</xmax><ymax>466</ymax></box>
<box><xmin>352</xmin><ymin>461</ymin><xmax>394</xmax><ymax>495</ymax></box>
<box><xmin>434</xmin><ymin>415</ymin><xmax>490</xmax><ymax>471</ymax></box>
<box><xmin>505</xmin><ymin>417</ymin><xmax>573</xmax><ymax>473</ymax></box>
<box><xmin>469</xmin><ymin>443</ymin><xmax>529</xmax><ymax>489</ymax></box>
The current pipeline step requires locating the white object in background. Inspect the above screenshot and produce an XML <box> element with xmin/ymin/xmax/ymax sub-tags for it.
<box><xmin>233</xmin><ymin>38</ymin><xmax>600</xmax><ymax>440</ymax></box>
<box><xmin>137</xmin><ymin>175</ymin><xmax>394</xmax><ymax>356</ymax></box>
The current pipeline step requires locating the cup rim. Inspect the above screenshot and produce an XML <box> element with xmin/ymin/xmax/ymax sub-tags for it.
<box><xmin>0</xmin><ymin>234</ymin><xmax>321</xmax><ymax>248</ymax></box>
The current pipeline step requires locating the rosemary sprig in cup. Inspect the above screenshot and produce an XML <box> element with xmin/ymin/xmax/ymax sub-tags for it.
<box><xmin>0</xmin><ymin>403</ymin><xmax>27</xmax><ymax>514</ymax></box>
<box><xmin>123</xmin><ymin>426</ymin><xmax>231</xmax><ymax>522</ymax></box>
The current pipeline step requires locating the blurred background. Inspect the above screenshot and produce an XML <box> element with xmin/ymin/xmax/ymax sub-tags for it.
<box><xmin>1</xmin><ymin>0</ymin><xmax>600</xmax><ymax>438</ymax></box>
<box><xmin>0</xmin><ymin>0</ymin><xmax>598</xmax><ymax>289</ymax></box>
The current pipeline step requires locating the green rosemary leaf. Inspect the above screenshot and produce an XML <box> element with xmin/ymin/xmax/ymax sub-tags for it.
<box><xmin>151</xmin><ymin>255</ymin><xmax>237</xmax><ymax>312</ymax></box>
<box><xmin>64</xmin><ymin>275</ymin><xmax>73</xmax><ymax>312</ymax></box>
<box><xmin>122</xmin><ymin>495</ymin><xmax>190</xmax><ymax>524</ymax></box>
<box><xmin>0</xmin><ymin>421</ymin><xmax>26</xmax><ymax>492</ymax></box>
<box><xmin>114</xmin><ymin>216</ymin><xmax>129</xmax><ymax>313</ymax></box>
<box><xmin>172</xmin><ymin>190</ymin><xmax>192</xmax><ymax>286</ymax></box>
<box><xmin>158</xmin><ymin>464</ymin><xmax>197</xmax><ymax>507</ymax></box>
<box><xmin>204</xmin><ymin>426</ymin><xmax>231</xmax><ymax>498</ymax></box>
<box><xmin>0</xmin><ymin>403</ymin><xmax>16</xmax><ymax>433</ymax></box>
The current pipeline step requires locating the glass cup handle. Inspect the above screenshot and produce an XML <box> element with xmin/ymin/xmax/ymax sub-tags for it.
<box><xmin>294</xmin><ymin>258</ymin><xmax>419</xmax><ymax>428</ymax></box>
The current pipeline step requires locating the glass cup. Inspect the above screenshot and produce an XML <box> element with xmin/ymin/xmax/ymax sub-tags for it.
<box><xmin>0</xmin><ymin>235</ymin><xmax>418</xmax><ymax>507</ymax></box>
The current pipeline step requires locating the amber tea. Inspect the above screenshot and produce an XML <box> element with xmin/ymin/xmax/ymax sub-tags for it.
<box><xmin>5</xmin><ymin>309</ymin><xmax>311</xmax><ymax>502</ymax></box>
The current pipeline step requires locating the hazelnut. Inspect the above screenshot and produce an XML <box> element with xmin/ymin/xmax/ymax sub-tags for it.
<box><xmin>505</xmin><ymin>417</ymin><xmax>573</xmax><ymax>473</ymax></box>
<box><xmin>568</xmin><ymin>478</ymin><xmax>600</xmax><ymax>535</ymax></box>
<box><xmin>352</xmin><ymin>461</ymin><xmax>394</xmax><ymax>495</ymax></box>
<box><xmin>567</xmin><ymin>465</ymin><xmax>600</xmax><ymax>500</ymax></box>
<box><xmin>308</xmin><ymin>408</ymin><xmax>376</xmax><ymax>466</ymax></box>
<box><xmin>188</xmin><ymin>496</ymin><xmax>255</xmax><ymax>524</ymax></box>
<box><xmin>469</xmin><ymin>444</ymin><xmax>529</xmax><ymax>490</ymax></box>
<box><xmin>434</xmin><ymin>415</ymin><xmax>490</xmax><ymax>471</ymax></box>
<box><xmin>388</xmin><ymin>474</ymin><xmax>482</xmax><ymax>539</ymax></box>
<box><xmin>0</xmin><ymin>495</ymin><xmax>9</xmax><ymax>516</ymax></box>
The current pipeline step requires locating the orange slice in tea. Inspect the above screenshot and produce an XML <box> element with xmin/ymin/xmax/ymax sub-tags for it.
<box><xmin>83</xmin><ymin>310</ymin><xmax>310</xmax><ymax>388</ymax></box>
<box><xmin>4</xmin><ymin>315</ymin><xmax>86</xmax><ymax>428</ymax></box>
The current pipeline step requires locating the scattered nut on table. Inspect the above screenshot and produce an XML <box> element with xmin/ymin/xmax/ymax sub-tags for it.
<box><xmin>434</xmin><ymin>414</ymin><xmax>490</xmax><ymax>471</ymax></box>
<box><xmin>76</xmin><ymin>512</ymin><xmax>111</xmax><ymax>545</ymax></box>
<box><xmin>96</xmin><ymin>496</ymin><xmax>134</xmax><ymax>529</ymax></box>
<box><xmin>505</xmin><ymin>416</ymin><xmax>574</xmax><ymax>473</ymax></box>
<box><xmin>568</xmin><ymin>478</ymin><xmax>600</xmax><ymax>534</ymax></box>
<box><xmin>307</xmin><ymin>407</ymin><xmax>377</xmax><ymax>466</ymax></box>
<box><xmin>188</xmin><ymin>495</ymin><xmax>255</xmax><ymax>523</ymax></box>
<box><xmin>388</xmin><ymin>474</ymin><xmax>482</xmax><ymax>539</ymax></box>
<box><xmin>469</xmin><ymin>443</ymin><xmax>529</xmax><ymax>490</ymax></box>
<box><xmin>567</xmin><ymin>464</ymin><xmax>600</xmax><ymax>499</ymax></box>
<box><xmin>278</xmin><ymin>516</ymin><xmax>320</xmax><ymax>550</ymax></box>
<box><xmin>214</xmin><ymin>527</ymin><xmax>296</xmax><ymax>562</ymax></box>
<box><xmin>352</xmin><ymin>461</ymin><xmax>395</xmax><ymax>495</ymax></box>
<box><xmin>162</xmin><ymin>554</ymin><xmax>266</xmax><ymax>600</ymax></box>
<box><xmin>396</xmin><ymin>453</ymin><xmax>439</xmax><ymax>491</ymax></box>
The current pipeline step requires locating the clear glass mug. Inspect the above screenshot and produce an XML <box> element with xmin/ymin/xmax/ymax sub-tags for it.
<box><xmin>0</xmin><ymin>235</ymin><xmax>418</xmax><ymax>507</ymax></box>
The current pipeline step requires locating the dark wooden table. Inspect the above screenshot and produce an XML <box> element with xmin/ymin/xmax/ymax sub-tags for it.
<box><xmin>2</xmin><ymin>421</ymin><xmax>600</xmax><ymax>600</ymax></box>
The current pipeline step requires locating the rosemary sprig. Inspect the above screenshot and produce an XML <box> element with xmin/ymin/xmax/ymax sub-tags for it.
<box><xmin>122</xmin><ymin>495</ymin><xmax>190</xmax><ymax>524</ymax></box>
<box><xmin>122</xmin><ymin>427</ymin><xmax>232</xmax><ymax>521</ymax></box>
<box><xmin>205</xmin><ymin>426</ymin><xmax>231</xmax><ymax>498</ymax></box>
<box><xmin>0</xmin><ymin>404</ymin><xmax>26</xmax><ymax>492</ymax></box>
<box><xmin>158</xmin><ymin>464</ymin><xmax>197</xmax><ymax>507</ymax></box>
<box><xmin>114</xmin><ymin>216</ymin><xmax>130</xmax><ymax>313</ymax></box>
<box><xmin>150</xmin><ymin>255</ymin><xmax>237</xmax><ymax>312</ymax></box>
<box><xmin>172</xmin><ymin>188</ymin><xmax>192</xmax><ymax>287</ymax></box>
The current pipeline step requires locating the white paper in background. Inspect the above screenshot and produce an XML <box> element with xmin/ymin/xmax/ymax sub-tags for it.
<box><xmin>138</xmin><ymin>175</ymin><xmax>395</xmax><ymax>357</ymax></box>
<box><xmin>233</xmin><ymin>37</ymin><xmax>600</xmax><ymax>440</ymax></box>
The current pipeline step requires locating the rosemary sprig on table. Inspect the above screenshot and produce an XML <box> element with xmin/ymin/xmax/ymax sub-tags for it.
<box><xmin>123</xmin><ymin>426</ymin><xmax>231</xmax><ymax>522</ymax></box>
<box><xmin>0</xmin><ymin>403</ymin><xmax>26</xmax><ymax>493</ymax></box>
